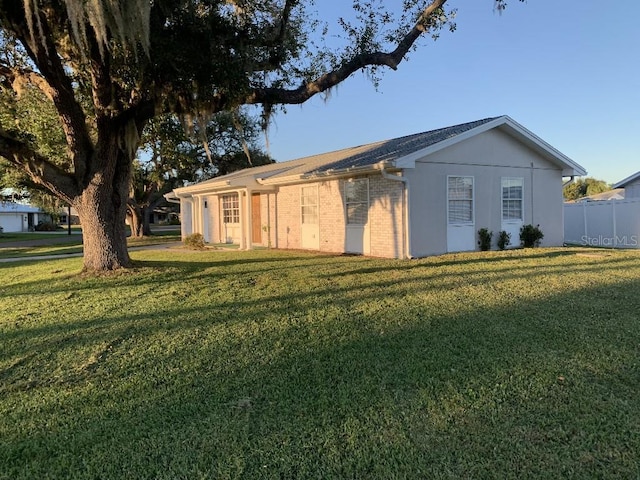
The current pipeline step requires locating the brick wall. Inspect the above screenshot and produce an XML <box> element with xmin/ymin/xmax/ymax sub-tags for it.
<box><xmin>368</xmin><ymin>175</ymin><xmax>405</xmax><ymax>258</ymax></box>
<box><xmin>271</xmin><ymin>175</ymin><xmax>405</xmax><ymax>258</ymax></box>
<box><xmin>275</xmin><ymin>185</ymin><xmax>302</xmax><ymax>249</ymax></box>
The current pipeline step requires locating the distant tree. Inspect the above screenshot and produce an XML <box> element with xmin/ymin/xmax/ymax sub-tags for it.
<box><xmin>128</xmin><ymin>111</ymin><xmax>273</xmax><ymax>237</ymax></box>
<box><xmin>0</xmin><ymin>0</ymin><xmax>522</xmax><ymax>271</ymax></box>
<box><xmin>563</xmin><ymin>178</ymin><xmax>611</xmax><ymax>201</ymax></box>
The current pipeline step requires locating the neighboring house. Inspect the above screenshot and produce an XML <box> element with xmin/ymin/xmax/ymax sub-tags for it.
<box><xmin>167</xmin><ymin>116</ymin><xmax>586</xmax><ymax>258</ymax></box>
<box><xmin>613</xmin><ymin>171</ymin><xmax>640</xmax><ymax>199</ymax></box>
<box><xmin>0</xmin><ymin>202</ymin><xmax>44</xmax><ymax>232</ymax></box>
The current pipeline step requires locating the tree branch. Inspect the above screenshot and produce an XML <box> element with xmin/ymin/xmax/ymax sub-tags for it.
<box><xmin>2</xmin><ymin>4</ymin><xmax>93</xmax><ymax>183</ymax></box>
<box><xmin>245</xmin><ymin>0</ymin><xmax>447</xmax><ymax>106</ymax></box>
<box><xmin>0</xmin><ymin>64</ymin><xmax>56</xmax><ymax>102</ymax></box>
<box><xmin>0</xmin><ymin>128</ymin><xmax>78</xmax><ymax>202</ymax></box>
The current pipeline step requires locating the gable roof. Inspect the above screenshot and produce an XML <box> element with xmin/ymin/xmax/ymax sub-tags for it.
<box><xmin>613</xmin><ymin>171</ymin><xmax>640</xmax><ymax>189</ymax></box>
<box><xmin>172</xmin><ymin>115</ymin><xmax>585</xmax><ymax>196</ymax></box>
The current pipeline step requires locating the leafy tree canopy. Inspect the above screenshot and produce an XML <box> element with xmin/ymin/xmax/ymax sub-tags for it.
<box><xmin>563</xmin><ymin>177</ymin><xmax>611</xmax><ymax>201</ymax></box>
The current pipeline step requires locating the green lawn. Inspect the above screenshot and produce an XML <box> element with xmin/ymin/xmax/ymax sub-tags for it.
<box><xmin>1</xmin><ymin>248</ymin><xmax>639</xmax><ymax>479</ymax></box>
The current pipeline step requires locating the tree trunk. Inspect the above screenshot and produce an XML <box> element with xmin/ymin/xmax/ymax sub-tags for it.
<box><xmin>127</xmin><ymin>204</ymin><xmax>144</xmax><ymax>238</ymax></box>
<box><xmin>142</xmin><ymin>205</ymin><xmax>153</xmax><ymax>236</ymax></box>
<box><xmin>74</xmin><ymin>136</ymin><xmax>133</xmax><ymax>271</ymax></box>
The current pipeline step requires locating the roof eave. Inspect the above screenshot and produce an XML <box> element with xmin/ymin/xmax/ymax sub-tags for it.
<box><xmin>613</xmin><ymin>171</ymin><xmax>640</xmax><ymax>189</ymax></box>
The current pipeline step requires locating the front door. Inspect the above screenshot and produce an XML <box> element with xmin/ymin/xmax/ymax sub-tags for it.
<box><xmin>251</xmin><ymin>193</ymin><xmax>262</xmax><ymax>244</ymax></box>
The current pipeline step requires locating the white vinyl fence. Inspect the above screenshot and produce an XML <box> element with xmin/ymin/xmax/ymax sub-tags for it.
<box><xmin>564</xmin><ymin>199</ymin><xmax>640</xmax><ymax>248</ymax></box>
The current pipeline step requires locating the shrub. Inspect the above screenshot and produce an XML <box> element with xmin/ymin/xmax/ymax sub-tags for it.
<box><xmin>34</xmin><ymin>221</ymin><xmax>58</xmax><ymax>231</ymax></box>
<box><xmin>497</xmin><ymin>230</ymin><xmax>511</xmax><ymax>250</ymax></box>
<box><xmin>184</xmin><ymin>233</ymin><xmax>205</xmax><ymax>249</ymax></box>
<box><xmin>520</xmin><ymin>224</ymin><xmax>544</xmax><ymax>248</ymax></box>
<box><xmin>477</xmin><ymin>228</ymin><xmax>493</xmax><ymax>251</ymax></box>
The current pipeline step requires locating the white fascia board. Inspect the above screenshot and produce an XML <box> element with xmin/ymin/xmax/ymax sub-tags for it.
<box><xmin>613</xmin><ymin>171</ymin><xmax>640</xmax><ymax>189</ymax></box>
<box><xmin>172</xmin><ymin>180</ymin><xmax>231</xmax><ymax>197</ymax></box>
<box><xmin>393</xmin><ymin>115</ymin><xmax>587</xmax><ymax>177</ymax></box>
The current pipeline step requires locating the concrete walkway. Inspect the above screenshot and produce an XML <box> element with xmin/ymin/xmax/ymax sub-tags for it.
<box><xmin>0</xmin><ymin>242</ymin><xmax>184</xmax><ymax>263</ymax></box>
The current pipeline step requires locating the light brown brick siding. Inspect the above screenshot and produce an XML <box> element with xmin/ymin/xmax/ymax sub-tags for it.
<box><xmin>270</xmin><ymin>174</ymin><xmax>405</xmax><ymax>258</ymax></box>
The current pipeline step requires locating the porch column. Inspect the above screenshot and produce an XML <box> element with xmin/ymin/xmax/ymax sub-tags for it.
<box><xmin>238</xmin><ymin>190</ymin><xmax>246</xmax><ymax>250</ymax></box>
<box><xmin>246</xmin><ymin>188</ymin><xmax>254</xmax><ymax>250</ymax></box>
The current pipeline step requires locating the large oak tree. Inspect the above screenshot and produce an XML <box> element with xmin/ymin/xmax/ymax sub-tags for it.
<box><xmin>0</xmin><ymin>0</ymin><xmax>513</xmax><ymax>271</ymax></box>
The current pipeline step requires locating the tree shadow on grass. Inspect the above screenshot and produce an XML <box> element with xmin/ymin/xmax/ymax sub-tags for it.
<box><xmin>1</xmin><ymin>257</ymin><xmax>640</xmax><ymax>478</ymax></box>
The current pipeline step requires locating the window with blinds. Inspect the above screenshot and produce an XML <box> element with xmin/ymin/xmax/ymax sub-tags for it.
<box><xmin>502</xmin><ymin>178</ymin><xmax>524</xmax><ymax>221</ymax></box>
<box><xmin>345</xmin><ymin>178</ymin><xmax>369</xmax><ymax>225</ymax></box>
<box><xmin>447</xmin><ymin>176</ymin><xmax>474</xmax><ymax>224</ymax></box>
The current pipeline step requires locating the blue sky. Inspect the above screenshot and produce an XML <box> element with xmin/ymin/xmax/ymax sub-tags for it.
<box><xmin>264</xmin><ymin>0</ymin><xmax>639</xmax><ymax>184</ymax></box>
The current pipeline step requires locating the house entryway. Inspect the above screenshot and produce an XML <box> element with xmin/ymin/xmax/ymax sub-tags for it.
<box><xmin>251</xmin><ymin>193</ymin><xmax>262</xmax><ymax>244</ymax></box>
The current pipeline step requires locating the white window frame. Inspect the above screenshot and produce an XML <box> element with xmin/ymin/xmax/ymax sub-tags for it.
<box><xmin>344</xmin><ymin>178</ymin><xmax>369</xmax><ymax>225</ymax></box>
<box><xmin>447</xmin><ymin>175</ymin><xmax>474</xmax><ymax>225</ymax></box>
<box><xmin>501</xmin><ymin>177</ymin><xmax>524</xmax><ymax>223</ymax></box>
<box><xmin>300</xmin><ymin>185</ymin><xmax>319</xmax><ymax>225</ymax></box>
<box><xmin>221</xmin><ymin>194</ymin><xmax>240</xmax><ymax>224</ymax></box>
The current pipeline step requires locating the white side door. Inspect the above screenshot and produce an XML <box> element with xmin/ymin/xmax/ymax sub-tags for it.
<box><xmin>446</xmin><ymin>176</ymin><xmax>475</xmax><ymax>252</ymax></box>
<box><xmin>301</xmin><ymin>185</ymin><xmax>320</xmax><ymax>250</ymax></box>
<box><xmin>501</xmin><ymin>177</ymin><xmax>524</xmax><ymax>247</ymax></box>
<box><xmin>344</xmin><ymin>178</ymin><xmax>371</xmax><ymax>254</ymax></box>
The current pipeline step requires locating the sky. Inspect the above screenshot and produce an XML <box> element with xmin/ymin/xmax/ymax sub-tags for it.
<box><xmin>262</xmin><ymin>0</ymin><xmax>640</xmax><ymax>185</ymax></box>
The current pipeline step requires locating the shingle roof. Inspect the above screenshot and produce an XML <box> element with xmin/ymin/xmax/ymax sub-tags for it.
<box><xmin>185</xmin><ymin>117</ymin><xmax>498</xmax><ymax>189</ymax></box>
<box><xmin>305</xmin><ymin>117</ymin><xmax>499</xmax><ymax>174</ymax></box>
<box><xmin>0</xmin><ymin>202</ymin><xmax>42</xmax><ymax>214</ymax></box>
<box><xmin>172</xmin><ymin>115</ymin><xmax>585</xmax><ymax>196</ymax></box>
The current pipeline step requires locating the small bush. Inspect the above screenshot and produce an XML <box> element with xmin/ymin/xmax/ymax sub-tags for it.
<box><xmin>184</xmin><ymin>233</ymin><xmax>205</xmax><ymax>249</ymax></box>
<box><xmin>34</xmin><ymin>221</ymin><xmax>58</xmax><ymax>231</ymax></box>
<box><xmin>497</xmin><ymin>230</ymin><xmax>511</xmax><ymax>250</ymax></box>
<box><xmin>520</xmin><ymin>224</ymin><xmax>544</xmax><ymax>248</ymax></box>
<box><xmin>477</xmin><ymin>228</ymin><xmax>493</xmax><ymax>251</ymax></box>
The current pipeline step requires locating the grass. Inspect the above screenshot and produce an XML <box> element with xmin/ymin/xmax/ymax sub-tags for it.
<box><xmin>1</xmin><ymin>247</ymin><xmax>639</xmax><ymax>479</ymax></box>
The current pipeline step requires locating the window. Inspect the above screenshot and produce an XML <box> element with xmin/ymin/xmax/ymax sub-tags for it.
<box><xmin>345</xmin><ymin>178</ymin><xmax>369</xmax><ymax>225</ymax></box>
<box><xmin>301</xmin><ymin>186</ymin><xmax>318</xmax><ymax>224</ymax></box>
<box><xmin>502</xmin><ymin>178</ymin><xmax>523</xmax><ymax>221</ymax></box>
<box><xmin>222</xmin><ymin>194</ymin><xmax>240</xmax><ymax>223</ymax></box>
<box><xmin>448</xmin><ymin>176</ymin><xmax>474</xmax><ymax>224</ymax></box>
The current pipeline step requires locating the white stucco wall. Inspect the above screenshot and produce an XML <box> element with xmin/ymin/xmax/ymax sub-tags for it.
<box><xmin>406</xmin><ymin>128</ymin><xmax>564</xmax><ymax>257</ymax></box>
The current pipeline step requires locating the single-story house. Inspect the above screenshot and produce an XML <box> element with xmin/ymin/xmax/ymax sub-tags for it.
<box><xmin>0</xmin><ymin>202</ymin><xmax>44</xmax><ymax>232</ymax></box>
<box><xmin>613</xmin><ymin>171</ymin><xmax>640</xmax><ymax>199</ymax></box>
<box><xmin>167</xmin><ymin>115</ymin><xmax>586</xmax><ymax>258</ymax></box>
